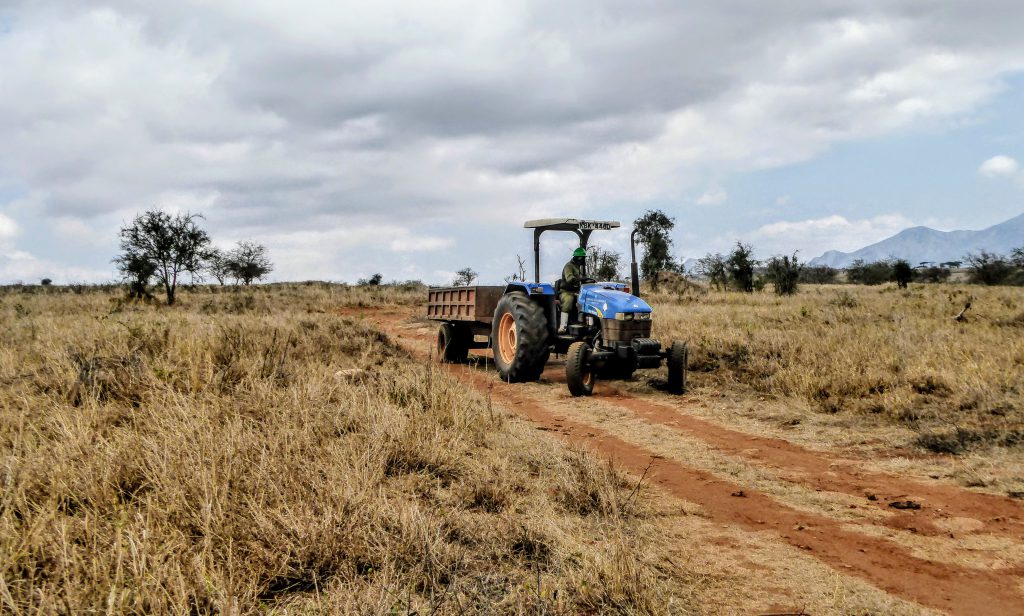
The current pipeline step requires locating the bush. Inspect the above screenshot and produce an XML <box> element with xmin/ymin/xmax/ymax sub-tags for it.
<box><xmin>892</xmin><ymin>260</ymin><xmax>913</xmax><ymax>289</ymax></box>
<box><xmin>799</xmin><ymin>266</ymin><xmax>837</xmax><ymax>284</ymax></box>
<box><xmin>918</xmin><ymin>266</ymin><xmax>951</xmax><ymax>283</ymax></box>
<box><xmin>965</xmin><ymin>251</ymin><xmax>1016</xmax><ymax>285</ymax></box>
<box><xmin>764</xmin><ymin>253</ymin><xmax>801</xmax><ymax>295</ymax></box>
<box><xmin>727</xmin><ymin>242</ymin><xmax>758</xmax><ymax>292</ymax></box>
<box><xmin>846</xmin><ymin>259</ymin><xmax>893</xmax><ymax>285</ymax></box>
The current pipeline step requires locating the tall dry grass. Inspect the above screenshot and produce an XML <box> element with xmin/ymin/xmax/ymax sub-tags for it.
<box><xmin>652</xmin><ymin>283</ymin><xmax>1024</xmax><ymax>454</ymax></box>
<box><xmin>0</xmin><ymin>285</ymin><xmax>681</xmax><ymax>614</ymax></box>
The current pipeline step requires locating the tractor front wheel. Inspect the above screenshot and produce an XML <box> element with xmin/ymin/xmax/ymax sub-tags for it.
<box><xmin>566</xmin><ymin>341</ymin><xmax>596</xmax><ymax>397</ymax></box>
<box><xmin>667</xmin><ymin>340</ymin><xmax>688</xmax><ymax>394</ymax></box>
<box><xmin>491</xmin><ymin>293</ymin><xmax>550</xmax><ymax>382</ymax></box>
<box><xmin>436</xmin><ymin>322</ymin><xmax>470</xmax><ymax>363</ymax></box>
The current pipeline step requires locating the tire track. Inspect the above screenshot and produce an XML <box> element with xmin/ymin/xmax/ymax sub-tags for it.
<box><xmin>359</xmin><ymin>308</ymin><xmax>1024</xmax><ymax>615</ymax></box>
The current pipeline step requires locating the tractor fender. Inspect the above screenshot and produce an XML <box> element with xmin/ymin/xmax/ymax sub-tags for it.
<box><xmin>503</xmin><ymin>282</ymin><xmax>555</xmax><ymax>296</ymax></box>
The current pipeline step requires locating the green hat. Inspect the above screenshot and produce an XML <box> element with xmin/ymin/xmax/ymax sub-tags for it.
<box><xmin>572</xmin><ymin>247</ymin><xmax>587</xmax><ymax>258</ymax></box>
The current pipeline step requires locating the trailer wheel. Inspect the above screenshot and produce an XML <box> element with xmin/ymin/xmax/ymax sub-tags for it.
<box><xmin>436</xmin><ymin>322</ymin><xmax>470</xmax><ymax>363</ymax></box>
<box><xmin>667</xmin><ymin>340</ymin><xmax>688</xmax><ymax>394</ymax></box>
<box><xmin>566</xmin><ymin>341</ymin><xmax>595</xmax><ymax>397</ymax></box>
<box><xmin>491</xmin><ymin>293</ymin><xmax>550</xmax><ymax>382</ymax></box>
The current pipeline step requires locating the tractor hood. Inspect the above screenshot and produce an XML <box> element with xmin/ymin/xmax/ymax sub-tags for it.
<box><xmin>579</xmin><ymin>284</ymin><xmax>652</xmax><ymax>319</ymax></box>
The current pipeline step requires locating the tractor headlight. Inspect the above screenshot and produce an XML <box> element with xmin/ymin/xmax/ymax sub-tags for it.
<box><xmin>635</xmin><ymin>312</ymin><xmax>652</xmax><ymax>321</ymax></box>
<box><xmin>614</xmin><ymin>312</ymin><xmax>634</xmax><ymax>320</ymax></box>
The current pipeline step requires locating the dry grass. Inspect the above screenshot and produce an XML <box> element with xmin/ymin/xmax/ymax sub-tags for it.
<box><xmin>0</xmin><ymin>284</ymin><xmax>681</xmax><ymax>614</ymax></box>
<box><xmin>652</xmin><ymin>283</ymin><xmax>1024</xmax><ymax>455</ymax></box>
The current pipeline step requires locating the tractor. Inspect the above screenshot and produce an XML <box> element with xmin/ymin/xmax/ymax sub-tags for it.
<box><xmin>425</xmin><ymin>218</ymin><xmax>686</xmax><ymax>396</ymax></box>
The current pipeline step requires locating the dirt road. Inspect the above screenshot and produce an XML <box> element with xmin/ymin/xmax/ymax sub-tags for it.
<box><xmin>354</xmin><ymin>306</ymin><xmax>1024</xmax><ymax>615</ymax></box>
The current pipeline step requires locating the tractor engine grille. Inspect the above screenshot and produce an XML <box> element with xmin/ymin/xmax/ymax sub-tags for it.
<box><xmin>630</xmin><ymin>337</ymin><xmax>661</xmax><ymax>356</ymax></box>
<box><xmin>601</xmin><ymin>318</ymin><xmax>652</xmax><ymax>344</ymax></box>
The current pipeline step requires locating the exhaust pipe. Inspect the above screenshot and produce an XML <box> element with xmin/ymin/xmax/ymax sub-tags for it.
<box><xmin>630</xmin><ymin>228</ymin><xmax>641</xmax><ymax>298</ymax></box>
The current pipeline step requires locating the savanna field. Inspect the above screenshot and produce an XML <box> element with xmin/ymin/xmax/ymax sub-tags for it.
<box><xmin>2</xmin><ymin>281</ymin><xmax>1023</xmax><ymax>614</ymax></box>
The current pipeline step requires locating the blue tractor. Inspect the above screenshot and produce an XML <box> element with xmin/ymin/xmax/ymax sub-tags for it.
<box><xmin>425</xmin><ymin>218</ymin><xmax>686</xmax><ymax>396</ymax></box>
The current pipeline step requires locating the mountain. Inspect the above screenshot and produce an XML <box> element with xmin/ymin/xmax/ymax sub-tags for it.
<box><xmin>808</xmin><ymin>212</ymin><xmax>1024</xmax><ymax>268</ymax></box>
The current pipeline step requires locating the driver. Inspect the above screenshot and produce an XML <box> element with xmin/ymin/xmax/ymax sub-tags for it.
<box><xmin>558</xmin><ymin>247</ymin><xmax>587</xmax><ymax>333</ymax></box>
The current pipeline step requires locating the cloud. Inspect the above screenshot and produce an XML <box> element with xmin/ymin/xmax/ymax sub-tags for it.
<box><xmin>745</xmin><ymin>214</ymin><xmax>914</xmax><ymax>258</ymax></box>
<box><xmin>0</xmin><ymin>213</ymin><xmax>19</xmax><ymax>242</ymax></box>
<box><xmin>0</xmin><ymin>249</ymin><xmax>113</xmax><ymax>283</ymax></box>
<box><xmin>696</xmin><ymin>187</ymin><xmax>727</xmax><ymax>206</ymax></box>
<box><xmin>2</xmin><ymin>2</ymin><xmax>1024</xmax><ymax>281</ymax></box>
<box><xmin>389</xmin><ymin>235</ymin><xmax>454</xmax><ymax>253</ymax></box>
<box><xmin>978</xmin><ymin>155</ymin><xmax>1020</xmax><ymax>178</ymax></box>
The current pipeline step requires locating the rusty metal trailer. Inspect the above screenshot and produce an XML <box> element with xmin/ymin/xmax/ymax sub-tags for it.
<box><xmin>426</xmin><ymin>286</ymin><xmax>504</xmax><ymax>362</ymax></box>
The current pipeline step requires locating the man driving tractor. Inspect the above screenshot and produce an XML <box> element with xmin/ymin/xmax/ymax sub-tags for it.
<box><xmin>558</xmin><ymin>247</ymin><xmax>587</xmax><ymax>333</ymax></box>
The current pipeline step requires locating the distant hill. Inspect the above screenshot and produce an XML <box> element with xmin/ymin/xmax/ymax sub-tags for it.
<box><xmin>809</xmin><ymin>212</ymin><xmax>1024</xmax><ymax>268</ymax></box>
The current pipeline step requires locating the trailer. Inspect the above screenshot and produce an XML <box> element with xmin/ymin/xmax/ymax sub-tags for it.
<box><xmin>426</xmin><ymin>285</ymin><xmax>505</xmax><ymax>363</ymax></box>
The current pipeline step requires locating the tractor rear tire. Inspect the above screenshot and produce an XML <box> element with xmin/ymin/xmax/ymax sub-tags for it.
<box><xmin>667</xmin><ymin>340</ymin><xmax>688</xmax><ymax>394</ymax></box>
<box><xmin>566</xmin><ymin>341</ymin><xmax>595</xmax><ymax>396</ymax></box>
<box><xmin>491</xmin><ymin>293</ymin><xmax>550</xmax><ymax>382</ymax></box>
<box><xmin>437</xmin><ymin>322</ymin><xmax>470</xmax><ymax>363</ymax></box>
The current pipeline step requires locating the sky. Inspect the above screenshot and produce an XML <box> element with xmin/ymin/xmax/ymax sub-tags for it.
<box><xmin>1</xmin><ymin>1</ymin><xmax>1023</xmax><ymax>285</ymax></box>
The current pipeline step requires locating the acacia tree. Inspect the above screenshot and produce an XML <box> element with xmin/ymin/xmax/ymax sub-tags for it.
<box><xmin>586</xmin><ymin>246</ymin><xmax>622</xmax><ymax>281</ymax></box>
<box><xmin>452</xmin><ymin>267</ymin><xmax>478</xmax><ymax>286</ymax></box>
<box><xmin>1011</xmin><ymin>246</ymin><xmax>1024</xmax><ymax>269</ymax></box>
<box><xmin>727</xmin><ymin>242</ymin><xmax>758</xmax><ymax>292</ymax></box>
<box><xmin>113</xmin><ymin>251</ymin><xmax>159</xmax><ymax>299</ymax></box>
<box><xmin>207</xmin><ymin>248</ymin><xmax>231</xmax><ymax>285</ymax></box>
<box><xmin>226</xmin><ymin>241</ymin><xmax>273</xmax><ymax>285</ymax></box>
<box><xmin>764</xmin><ymin>253</ymin><xmax>801</xmax><ymax>295</ymax></box>
<box><xmin>696</xmin><ymin>252</ymin><xmax>728</xmax><ymax>290</ymax></box>
<box><xmin>633</xmin><ymin>209</ymin><xmax>677</xmax><ymax>289</ymax></box>
<box><xmin>892</xmin><ymin>259</ymin><xmax>914</xmax><ymax>289</ymax></box>
<box><xmin>965</xmin><ymin>250</ymin><xmax>1014</xmax><ymax>285</ymax></box>
<box><xmin>117</xmin><ymin>210</ymin><xmax>209</xmax><ymax>305</ymax></box>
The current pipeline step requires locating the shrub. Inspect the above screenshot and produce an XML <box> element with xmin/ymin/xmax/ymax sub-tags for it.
<box><xmin>892</xmin><ymin>259</ymin><xmax>913</xmax><ymax>289</ymax></box>
<box><xmin>764</xmin><ymin>253</ymin><xmax>801</xmax><ymax>295</ymax></box>
<box><xmin>846</xmin><ymin>259</ymin><xmax>893</xmax><ymax>285</ymax></box>
<box><xmin>727</xmin><ymin>242</ymin><xmax>758</xmax><ymax>292</ymax></box>
<box><xmin>965</xmin><ymin>251</ymin><xmax>1015</xmax><ymax>285</ymax></box>
<box><xmin>799</xmin><ymin>265</ymin><xmax>837</xmax><ymax>284</ymax></box>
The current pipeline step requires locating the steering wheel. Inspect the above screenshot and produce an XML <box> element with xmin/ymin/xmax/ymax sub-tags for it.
<box><xmin>581</xmin><ymin>277</ymin><xmax>597</xmax><ymax>284</ymax></box>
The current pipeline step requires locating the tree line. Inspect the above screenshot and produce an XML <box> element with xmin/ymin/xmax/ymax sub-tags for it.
<box><xmin>489</xmin><ymin>208</ymin><xmax>1024</xmax><ymax>296</ymax></box>
<box><xmin>115</xmin><ymin>209</ymin><xmax>273</xmax><ymax>305</ymax></box>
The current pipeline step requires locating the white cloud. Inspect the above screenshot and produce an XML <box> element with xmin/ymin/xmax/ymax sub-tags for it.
<box><xmin>745</xmin><ymin>214</ymin><xmax>914</xmax><ymax>257</ymax></box>
<box><xmin>2</xmin><ymin>2</ymin><xmax>1024</xmax><ymax>282</ymax></box>
<box><xmin>0</xmin><ymin>249</ymin><xmax>114</xmax><ymax>283</ymax></box>
<box><xmin>389</xmin><ymin>235</ymin><xmax>454</xmax><ymax>252</ymax></box>
<box><xmin>696</xmin><ymin>187</ymin><xmax>728</xmax><ymax>206</ymax></box>
<box><xmin>978</xmin><ymin>155</ymin><xmax>1020</xmax><ymax>178</ymax></box>
<box><xmin>0</xmin><ymin>213</ymin><xmax>19</xmax><ymax>242</ymax></box>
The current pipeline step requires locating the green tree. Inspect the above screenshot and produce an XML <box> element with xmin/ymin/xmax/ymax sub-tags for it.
<box><xmin>207</xmin><ymin>248</ymin><xmax>231</xmax><ymax>285</ymax></box>
<box><xmin>764</xmin><ymin>253</ymin><xmax>801</xmax><ymax>295</ymax></box>
<box><xmin>452</xmin><ymin>267</ymin><xmax>478</xmax><ymax>286</ymax></box>
<box><xmin>586</xmin><ymin>246</ymin><xmax>622</xmax><ymax>281</ymax></box>
<box><xmin>1011</xmin><ymin>247</ymin><xmax>1024</xmax><ymax>269</ymax></box>
<box><xmin>696</xmin><ymin>252</ymin><xmax>728</xmax><ymax>290</ymax></box>
<box><xmin>633</xmin><ymin>209</ymin><xmax>677</xmax><ymax>289</ymax></box>
<box><xmin>892</xmin><ymin>259</ymin><xmax>913</xmax><ymax>289</ymax></box>
<box><xmin>846</xmin><ymin>259</ymin><xmax>893</xmax><ymax>285</ymax></box>
<box><xmin>965</xmin><ymin>251</ymin><xmax>1014</xmax><ymax>285</ymax></box>
<box><xmin>727</xmin><ymin>242</ymin><xmax>758</xmax><ymax>292</ymax></box>
<box><xmin>225</xmin><ymin>241</ymin><xmax>273</xmax><ymax>285</ymax></box>
<box><xmin>918</xmin><ymin>266</ymin><xmax>951</xmax><ymax>283</ymax></box>
<box><xmin>117</xmin><ymin>210</ymin><xmax>211</xmax><ymax>305</ymax></box>
<box><xmin>799</xmin><ymin>265</ymin><xmax>838</xmax><ymax>284</ymax></box>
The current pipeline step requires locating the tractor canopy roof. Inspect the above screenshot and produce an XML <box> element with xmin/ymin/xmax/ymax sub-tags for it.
<box><xmin>523</xmin><ymin>218</ymin><xmax>620</xmax><ymax>232</ymax></box>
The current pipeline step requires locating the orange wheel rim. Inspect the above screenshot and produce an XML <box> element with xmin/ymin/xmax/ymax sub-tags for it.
<box><xmin>498</xmin><ymin>313</ymin><xmax>517</xmax><ymax>364</ymax></box>
<box><xmin>582</xmin><ymin>371</ymin><xmax>593</xmax><ymax>386</ymax></box>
